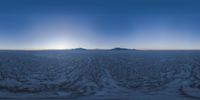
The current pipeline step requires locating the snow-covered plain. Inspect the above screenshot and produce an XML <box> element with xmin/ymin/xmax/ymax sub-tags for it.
<box><xmin>0</xmin><ymin>50</ymin><xmax>200</xmax><ymax>100</ymax></box>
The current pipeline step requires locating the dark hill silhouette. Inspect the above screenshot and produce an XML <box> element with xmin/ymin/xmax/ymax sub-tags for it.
<box><xmin>71</xmin><ymin>48</ymin><xmax>87</xmax><ymax>51</ymax></box>
<box><xmin>111</xmin><ymin>47</ymin><xmax>136</xmax><ymax>51</ymax></box>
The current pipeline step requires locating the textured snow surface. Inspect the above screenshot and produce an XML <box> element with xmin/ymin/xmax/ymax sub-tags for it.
<box><xmin>0</xmin><ymin>50</ymin><xmax>200</xmax><ymax>100</ymax></box>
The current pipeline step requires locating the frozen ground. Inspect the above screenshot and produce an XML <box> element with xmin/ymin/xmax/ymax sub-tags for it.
<box><xmin>0</xmin><ymin>50</ymin><xmax>200</xmax><ymax>100</ymax></box>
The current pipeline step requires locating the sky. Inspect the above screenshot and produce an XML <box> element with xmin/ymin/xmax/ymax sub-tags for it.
<box><xmin>0</xmin><ymin>0</ymin><xmax>200</xmax><ymax>50</ymax></box>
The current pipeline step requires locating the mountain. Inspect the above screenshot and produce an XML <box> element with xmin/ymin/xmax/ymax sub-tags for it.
<box><xmin>71</xmin><ymin>48</ymin><xmax>87</xmax><ymax>51</ymax></box>
<box><xmin>111</xmin><ymin>47</ymin><xmax>136</xmax><ymax>51</ymax></box>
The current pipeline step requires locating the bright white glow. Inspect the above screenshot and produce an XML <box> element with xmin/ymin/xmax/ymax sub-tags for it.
<box><xmin>20</xmin><ymin>16</ymin><xmax>95</xmax><ymax>50</ymax></box>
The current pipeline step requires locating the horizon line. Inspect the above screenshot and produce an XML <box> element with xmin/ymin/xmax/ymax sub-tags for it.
<box><xmin>0</xmin><ymin>48</ymin><xmax>200</xmax><ymax>51</ymax></box>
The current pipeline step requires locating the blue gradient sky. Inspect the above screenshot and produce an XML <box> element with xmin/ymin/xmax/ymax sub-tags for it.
<box><xmin>0</xmin><ymin>0</ymin><xmax>200</xmax><ymax>50</ymax></box>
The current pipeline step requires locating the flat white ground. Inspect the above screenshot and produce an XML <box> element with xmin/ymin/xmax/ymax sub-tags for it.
<box><xmin>0</xmin><ymin>50</ymin><xmax>200</xmax><ymax>100</ymax></box>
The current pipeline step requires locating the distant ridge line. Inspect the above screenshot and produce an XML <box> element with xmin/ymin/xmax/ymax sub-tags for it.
<box><xmin>0</xmin><ymin>48</ymin><xmax>200</xmax><ymax>51</ymax></box>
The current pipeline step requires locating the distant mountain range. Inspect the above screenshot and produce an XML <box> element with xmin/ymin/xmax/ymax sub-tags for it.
<box><xmin>110</xmin><ymin>48</ymin><xmax>136</xmax><ymax>51</ymax></box>
<box><xmin>0</xmin><ymin>48</ymin><xmax>137</xmax><ymax>51</ymax></box>
<box><xmin>71</xmin><ymin>48</ymin><xmax>88</xmax><ymax>51</ymax></box>
<box><xmin>70</xmin><ymin>47</ymin><xmax>137</xmax><ymax>51</ymax></box>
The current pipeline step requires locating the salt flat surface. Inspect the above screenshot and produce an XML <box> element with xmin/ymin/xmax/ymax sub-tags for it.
<box><xmin>0</xmin><ymin>50</ymin><xmax>200</xmax><ymax>100</ymax></box>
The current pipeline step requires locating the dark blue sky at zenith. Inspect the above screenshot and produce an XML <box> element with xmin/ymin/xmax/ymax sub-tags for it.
<box><xmin>0</xmin><ymin>0</ymin><xmax>200</xmax><ymax>50</ymax></box>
